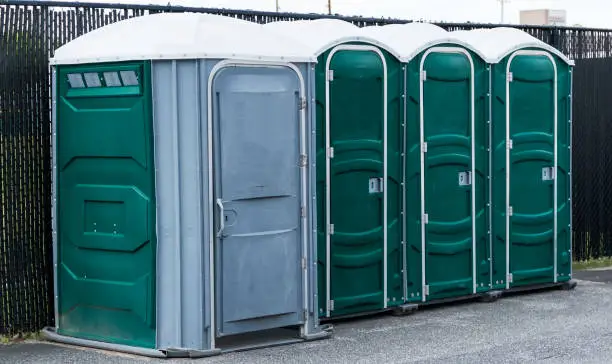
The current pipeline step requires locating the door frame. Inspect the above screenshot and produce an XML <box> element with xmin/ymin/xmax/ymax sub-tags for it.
<box><xmin>206</xmin><ymin>60</ymin><xmax>310</xmax><ymax>346</ymax></box>
<box><xmin>324</xmin><ymin>44</ymin><xmax>388</xmax><ymax>317</ymax></box>
<box><xmin>419</xmin><ymin>47</ymin><xmax>476</xmax><ymax>302</ymax></box>
<box><xmin>505</xmin><ymin>50</ymin><xmax>558</xmax><ymax>289</ymax></box>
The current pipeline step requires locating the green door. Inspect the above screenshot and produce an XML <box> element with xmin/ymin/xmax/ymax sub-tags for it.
<box><xmin>319</xmin><ymin>46</ymin><xmax>402</xmax><ymax>318</ymax></box>
<box><xmin>56</xmin><ymin>62</ymin><xmax>156</xmax><ymax>348</ymax></box>
<box><xmin>420</xmin><ymin>50</ymin><xmax>483</xmax><ymax>301</ymax></box>
<box><xmin>492</xmin><ymin>52</ymin><xmax>572</xmax><ymax>288</ymax></box>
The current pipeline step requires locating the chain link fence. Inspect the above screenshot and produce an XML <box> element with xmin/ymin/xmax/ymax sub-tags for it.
<box><xmin>1</xmin><ymin>0</ymin><xmax>611</xmax><ymax>335</ymax></box>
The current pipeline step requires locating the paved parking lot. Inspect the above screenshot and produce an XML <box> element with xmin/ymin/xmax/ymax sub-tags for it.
<box><xmin>2</xmin><ymin>271</ymin><xmax>612</xmax><ymax>364</ymax></box>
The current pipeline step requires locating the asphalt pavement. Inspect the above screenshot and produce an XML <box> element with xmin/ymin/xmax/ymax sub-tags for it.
<box><xmin>2</xmin><ymin>271</ymin><xmax>612</xmax><ymax>364</ymax></box>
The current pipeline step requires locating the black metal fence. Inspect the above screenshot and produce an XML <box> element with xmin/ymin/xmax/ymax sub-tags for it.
<box><xmin>1</xmin><ymin>0</ymin><xmax>612</xmax><ymax>336</ymax></box>
<box><xmin>571</xmin><ymin>57</ymin><xmax>612</xmax><ymax>261</ymax></box>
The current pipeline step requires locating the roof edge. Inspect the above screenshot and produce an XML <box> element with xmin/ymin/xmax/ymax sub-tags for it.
<box><xmin>308</xmin><ymin>35</ymin><xmax>405</xmax><ymax>61</ymax></box>
<box><xmin>398</xmin><ymin>38</ymin><xmax>490</xmax><ymax>63</ymax></box>
<box><xmin>49</xmin><ymin>53</ymin><xmax>317</xmax><ymax>66</ymax></box>
<box><xmin>488</xmin><ymin>44</ymin><xmax>574</xmax><ymax>65</ymax></box>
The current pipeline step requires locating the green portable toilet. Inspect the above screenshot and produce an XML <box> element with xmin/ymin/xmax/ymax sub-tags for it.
<box><xmin>264</xmin><ymin>19</ymin><xmax>406</xmax><ymax>319</ymax></box>
<box><xmin>453</xmin><ymin>27</ymin><xmax>575</xmax><ymax>290</ymax></box>
<box><xmin>362</xmin><ymin>23</ymin><xmax>492</xmax><ymax>303</ymax></box>
<box><xmin>44</xmin><ymin>12</ymin><xmax>331</xmax><ymax>357</ymax></box>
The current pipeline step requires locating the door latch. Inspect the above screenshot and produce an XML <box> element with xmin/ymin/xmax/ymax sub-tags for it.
<box><xmin>458</xmin><ymin>171</ymin><xmax>472</xmax><ymax>186</ymax></box>
<box><xmin>542</xmin><ymin>166</ymin><xmax>556</xmax><ymax>181</ymax></box>
<box><xmin>369</xmin><ymin>177</ymin><xmax>384</xmax><ymax>193</ymax></box>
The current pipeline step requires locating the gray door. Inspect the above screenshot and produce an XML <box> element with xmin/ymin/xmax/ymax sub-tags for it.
<box><xmin>212</xmin><ymin>66</ymin><xmax>304</xmax><ymax>337</ymax></box>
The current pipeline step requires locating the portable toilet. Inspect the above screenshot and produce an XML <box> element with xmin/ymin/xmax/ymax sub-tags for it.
<box><xmin>264</xmin><ymin>19</ymin><xmax>406</xmax><ymax>319</ymax></box>
<box><xmin>452</xmin><ymin>27</ymin><xmax>575</xmax><ymax>291</ymax></box>
<box><xmin>44</xmin><ymin>12</ymin><xmax>331</xmax><ymax>358</ymax></box>
<box><xmin>362</xmin><ymin>23</ymin><xmax>493</xmax><ymax>304</ymax></box>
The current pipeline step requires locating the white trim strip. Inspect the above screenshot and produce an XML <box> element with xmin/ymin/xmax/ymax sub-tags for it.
<box><xmin>325</xmin><ymin>44</ymin><xmax>389</xmax><ymax>314</ymax></box>
<box><xmin>419</xmin><ymin>47</ymin><xmax>477</xmax><ymax>299</ymax></box>
<box><xmin>402</xmin><ymin>65</ymin><xmax>408</xmax><ymax>301</ymax></box>
<box><xmin>207</xmin><ymin>60</ymin><xmax>310</xmax><ymax>343</ymax></box>
<box><xmin>171</xmin><ymin>60</ymin><xmax>182</xmax><ymax>345</ymax></box>
<box><xmin>569</xmin><ymin>67</ymin><xmax>574</xmax><ymax>278</ymax></box>
<box><xmin>505</xmin><ymin>50</ymin><xmax>558</xmax><ymax>289</ymax></box>
<box><xmin>51</xmin><ymin>67</ymin><xmax>59</xmax><ymax>329</ymax></box>
<box><xmin>488</xmin><ymin>65</ymin><xmax>493</xmax><ymax>289</ymax></box>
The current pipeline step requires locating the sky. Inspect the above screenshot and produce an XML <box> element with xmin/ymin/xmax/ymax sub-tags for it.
<box><xmin>47</xmin><ymin>0</ymin><xmax>612</xmax><ymax>28</ymax></box>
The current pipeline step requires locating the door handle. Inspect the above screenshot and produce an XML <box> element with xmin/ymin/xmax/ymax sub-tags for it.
<box><xmin>216</xmin><ymin>198</ymin><xmax>225</xmax><ymax>238</ymax></box>
<box><xmin>369</xmin><ymin>177</ymin><xmax>384</xmax><ymax>193</ymax></box>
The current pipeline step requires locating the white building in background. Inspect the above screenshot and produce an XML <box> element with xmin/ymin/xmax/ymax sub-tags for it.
<box><xmin>520</xmin><ymin>9</ymin><xmax>567</xmax><ymax>26</ymax></box>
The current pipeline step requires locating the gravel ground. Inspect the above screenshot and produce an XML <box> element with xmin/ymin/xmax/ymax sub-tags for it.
<box><xmin>2</xmin><ymin>272</ymin><xmax>611</xmax><ymax>364</ymax></box>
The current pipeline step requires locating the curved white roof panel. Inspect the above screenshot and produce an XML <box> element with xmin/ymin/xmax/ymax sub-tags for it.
<box><xmin>361</xmin><ymin>22</ymin><xmax>488</xmax><ymax>62</ymax></box>
<box><xmin>451</xmin><ymin>27</ymin><xmax>573</xmax><ymax>65</ymax></box>
<box><xmin>50</xmin><ymin>12</ymin><xmax>317</xmax><ymax>65</ymax></box>
<box><xmin>263</xmin><ymin>19</ymin><xmax>403</xmax><ymax>59</ymax></box>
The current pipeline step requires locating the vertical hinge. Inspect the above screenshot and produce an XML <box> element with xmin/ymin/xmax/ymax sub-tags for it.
<box><xmin>423</xmin><ymin>285</ymin><xmax>430</xmax><ymax>296</ymax></box>
<box><xmin>507</xmin><ymin>273</ymin><xmax>513</xmax><ymax>283</ymax></box>
<box><xmin>420</xmin><ymin>70</ymin><xmax>427</xmax><ymax>81</ymax></box>
<box><xmin>299</xmin><ymin>154</ymin><xmax>308</xmax><ymax>167</ymax></box>
<box><xmin>301</xmin><ymin>257</ymin><xmax>307</xmax><ymax>270</ymax></box>
<box><xmin>507</xmin><ymin>72</ymin><xmax>513</xmax><ymax>82</ymax></box>
<box><xmin>299</xmin><ymin>97</ymin><xmax>307</xmax><ymax>110</ymax></box>
<box><xmin>327</xmin><ymin>147</ymin><xmax>335</xmax><ymax>159</ymax></box>
<box><xmin>303</xmin><ymin>309</ymin><xmax>308</xmax><ymax>321</ymax></box>
<box><xmin>300</xmin><ymin>206</ymin><xmax>306</xmax><ymax>218</ymax></box>
<box><xmin>421</xmin><ymin>142</ymin><xmax>428</xmax><ymax>153</ymax></box>
<box><xmin>327</xmin><ymin>70</ymin><xmax>334</xmax><ymax>81</ymax></box>
<box><xmin>329</xmin><ymin>300</ymin><xmax>335</xmax><ymax>311</ymax></box>
<box><xmin>423</xmin><ymin>213</ymin><xmax>429</xmax><ymax>224</ymax></box>
<box><xmin>328</xmin><ymin>224</ymin><xmax>335</xmax><ymax>235</ymax></box>
<box><xmin>506</xmin><ymin>139</ymin><xmax>513</xmax><ymax>150</ymax></box>
<box><xmin>507</xmin><ymin>206</ymin><xmax>513</xmax><ymax>217</ymax></box>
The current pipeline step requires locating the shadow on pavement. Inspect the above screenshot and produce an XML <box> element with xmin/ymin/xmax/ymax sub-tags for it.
<box><xmin>573</xmin><ymin>268</ymin><xmax>612</xmax><ymax>283</ymax></box>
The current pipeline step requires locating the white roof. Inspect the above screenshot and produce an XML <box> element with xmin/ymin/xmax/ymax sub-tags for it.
<box><xmin>361</xmin><ymin>23</ymin><xmax>488</xmax><ymax>62</ymax></box>
<box><xmin>263</xmin><ymin>19</ymin><xmax>403</xmax><ymax>59</ymax></box>
<box><xmin>451</xmin><ymin>27</ymin><xmax>573</xmax><ymax>65</ymax></box>
<box><xmin>50</xmin><ymin>12</ymin><xmax>317</xmax><ymax>65</ymax></box>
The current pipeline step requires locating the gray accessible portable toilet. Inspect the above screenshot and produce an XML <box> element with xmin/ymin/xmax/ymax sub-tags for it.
<box><xmin>44</xmin><ymin>12</ymin><xmax>331</xmax><ymax>358</ymax></box>
<box><xmin>452</xmin><ymin>27</ymin><xmax>576</xmax><ymax>292</ymax></box>
<box><xmin>264</xmin><ymin>19</ymin><xmax>408</xmax><ymax>319</ymax></box>
<box><xmin>361</xmin><ymin>23</ymin><xmax>494</xmax><ymax>304</ymax></box>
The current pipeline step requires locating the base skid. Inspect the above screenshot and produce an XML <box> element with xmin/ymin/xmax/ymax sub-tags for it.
<box><xmin>391</xmin><ymin>304</ymin><xmax>419</xmax><ymax>316</ymax></box>
<box><xmin>40</xmin><ymin>327</ymin><xmax>222</xmax><ymax>359</ymax></box>
<box><xmin>217</xmin><ymin>325</ymin><xmax>333</xmax><ymax>354</ymax></box>
<box><xmin>320</xmin><ymin>281</ymin><xmax>578</xmax><ymax>323</ymax></box>
<box><xmin>479</xmin><ymin>290</ymin><xmax>502</xmax><ymax>303</ymax></box>
<box><xmin>164</xmin><ymin>348</ymin><xmax>222</xmax><ymax>359</ymax></box>
<box><xmin>502</xmin><ymin>280</ymin><xmax>578</xmax><ymax>295</ymax></box>
<box><xmin>302</xmin><ymin>324</ymin><xmax>334</xmax><ymax>341</ymax></box>
<box><xmin>560</xmin><ymin>279</ymin><xmax>578</xmax><ymax>291</ymax></box>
